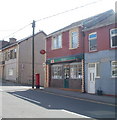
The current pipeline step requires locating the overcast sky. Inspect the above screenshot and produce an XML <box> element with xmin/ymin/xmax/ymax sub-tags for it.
<box><xmin>0</xmin><ymin>0</ymin><xmax>116</xmax><ymax>41</ymax></box>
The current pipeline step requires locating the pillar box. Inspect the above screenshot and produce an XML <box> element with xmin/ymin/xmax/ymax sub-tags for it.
<box><xmin>35</xmin><ymin>73</ymin><xmax>40</xmax><ymax>89</ymax></box>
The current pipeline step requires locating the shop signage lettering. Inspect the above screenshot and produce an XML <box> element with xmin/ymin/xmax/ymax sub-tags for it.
<box><xmin>51</xmin><ymin>57</ymin><xmax>76</xmax><ymax>63</ymax></box>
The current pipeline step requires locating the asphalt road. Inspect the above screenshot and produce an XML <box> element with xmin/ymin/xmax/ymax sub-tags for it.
<box><xmin>0</xmin><ymin>81</ymin><xmax>116</xmax><ymax>119</ymax></box>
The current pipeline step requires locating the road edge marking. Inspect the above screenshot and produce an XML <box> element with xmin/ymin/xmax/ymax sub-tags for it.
<box><xmin>39</xmin><ymin>90</ymin><xmax>116</xmax><ymax>107</ymax></box>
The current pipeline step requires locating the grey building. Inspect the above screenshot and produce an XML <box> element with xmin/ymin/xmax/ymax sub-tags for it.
<box><xmin>1</xmin><ymin>31</ymin><xmax>46</xmax><ymax>87</ymax></box>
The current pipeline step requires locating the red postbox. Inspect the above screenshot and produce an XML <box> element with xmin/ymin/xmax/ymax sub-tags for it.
<box><xmin>35</xmin><ymin>73</ymin><xmax>40</xmax><ymax>89</ymax></box>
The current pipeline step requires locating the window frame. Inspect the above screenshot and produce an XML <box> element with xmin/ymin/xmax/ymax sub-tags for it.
<box><xmin>111</xmin><ymin>61</ymin><xmax>117</xmax><ymax>78</ymax></box>
<box><xmin>88</xmin><ymin>62</ymin><xmax>100</xmax><ymax>78</ymax></box>
<box><xmin>110</xmin><ymin>28</ymin><xmax>117</xmax><ymax>48</ymax></box>
<box><xmin>51</xmin><ymin>64</ymin><xmax>63</xmax><ymax>79</ymax></box>
<box><xmin>70</xmin><ymin>62</ymin><xmax>82</xmax><ymax>79</ymax></box>
<box><xmin>8</xmin><ymin>68</ymin><xmax>14</xmax><ymax>76</ymax></box>
<box><xmin>52</xmin><ymin>34</ymin><xmax>62</xmax><ymax>50</ymax></box>
<box><xmin>89</xmin><ymin>32</ymin><xmax>97</xmax><ymax>52</ymax></box>
<box><xmin>69</xmin><ymin>28</ymin><xmax>79</xmax><ymax>49</ymax></box>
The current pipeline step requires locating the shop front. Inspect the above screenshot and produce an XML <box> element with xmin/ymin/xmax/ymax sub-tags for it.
<box><xmin>46</xmin><ymin>54</ymin><xmax>85</xmax><ymax>92</ymax></box>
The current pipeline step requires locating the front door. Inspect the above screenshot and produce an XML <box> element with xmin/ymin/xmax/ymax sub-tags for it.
<box><xmin>88</xmin><ymin>68</ymin><xmax>95</xmax><ymax>94</ymax></box>
<box><xmin>64</xmin><ymin>64</ymin><xmax>70</xmax><ymax>88</ymax></box>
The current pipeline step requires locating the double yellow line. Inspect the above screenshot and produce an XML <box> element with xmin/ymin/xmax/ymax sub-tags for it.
<box><xmin>40</xmin><ymin>90</ymin><xmax>116</xmax><ymax>107</ymax></box>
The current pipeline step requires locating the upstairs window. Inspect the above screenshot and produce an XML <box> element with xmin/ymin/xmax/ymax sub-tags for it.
<box><xmin>89</xmin><ymin>32</ymin><xmax>97</xmax><ymax>51</ymax></box>
<box><xmin>110</xmin><ymin>28</ymin><xmax>117</xmax><ymax>48</ymax></box>
<box><xmin>9</xmin><ymin>49</ymin><xmax>17</xmax><ymax>59</ymax></box>
<box><xmin>52</xmin><ymin>34</ymin><xmax>62</xmax><ymax>49</ymax></box>
<box><xmin>69</xmin><ymin>29</ymin><xmax>79</xmax><ymax>49</ymax></box>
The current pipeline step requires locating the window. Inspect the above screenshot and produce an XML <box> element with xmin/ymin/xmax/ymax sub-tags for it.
<box><xmin>52</xmin><ymin>34</ymin><xmax>62</xmax><ymax>49</ymax></box>
<box><xmin>88</xmin><ymin>63</ymin><xmax>100</xmax><ymax>77</ymax></box>
<box><xmin>111</xmin><ymin>61</ymin><xmax>117</xmax><ymax>77</ymax></box>
<box><xmin>70</xmin><ymin>63</ymin><xmax>82</xmax><ymax>79</ymax></box>
<box><xmin>110</xmin><ymin>28</ymin><xmax>117</xmax><ymax>48</ymax></box>
<box><xmin>4</xmin><ymin>52</ymin><xmax>8</xmax><ymax>61</ymax></box>
<box><xmin>10</xmin><ymin>50</ymin><xmax>14</xmax><ymax>59</ymax></box>
<box><xmin>96</xmin><ymin>63</ymin><xmax>100</xmax><ymax>77</ymax></box>
<box><xmin>14</xmin><ymin>49</ymin><xmax>17</xmax><ymax>58</ymax></box>
<box><xmin>8</xmin><ymin>68</ymin><xmax>13</xmax><ymax>76</ymax></box>
<box><xmin>9</xmin><ymin>49</ymin><xmax>17</xmax><ymax>59</ymax></box>
<box><xmin>69</xmin><ymin>30</ymin><xmax>78</xmax><ymax>49</ymax></box>
<box><xmin>51</xmin><ymin>65</ymin><xmax>62</xmax><ymax>79</ymax></box>
<box><xmin>89</xmin><ymin>32</ymin><xmax>97</xmax><ymax>51</ymax></box>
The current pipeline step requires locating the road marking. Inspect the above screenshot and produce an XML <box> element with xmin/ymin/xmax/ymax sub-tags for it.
<box><xmin>0</xmin><ymin>89</ymin><xmax>3</xmax><ymax>92</ymax></box>
<box><xmin>61</xmin><ymin>110</ymin><xmax>91</xmax><ymax>118</ymax></box>
<box><xmin>13</xmin><ymin>93</ymin><xmax>90</xmax><ymax>118</ymax></box>
<box><xmin>39</xmin><ymin>90</ymin><xmax>116</xmax><ymax>107</ymax></box>
<box><xmin>13</xmin><ymin>93</ymin><xmax>41</xmax><ymax>104</ymax></box>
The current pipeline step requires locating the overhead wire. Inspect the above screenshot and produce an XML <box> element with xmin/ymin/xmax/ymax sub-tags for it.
<box><xmin>36</xmin><ymin>0</ymin><xmax>103</xmax><ymax>22</ymax></box>
<box><xmin>2</xmin><ymin>0</ymin><xmax>103</xmax><ymax>40</ymax></box>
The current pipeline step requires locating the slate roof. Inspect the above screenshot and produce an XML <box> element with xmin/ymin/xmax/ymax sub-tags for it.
<box><xmin>1</xmin><ymin>31</ymin><xmax>46</xmax><ymax>50</ymax></box>
<box><xmin>47</xmin><ymin>9</ymin><xmax>115</xmax><ymax>37</ymax></box>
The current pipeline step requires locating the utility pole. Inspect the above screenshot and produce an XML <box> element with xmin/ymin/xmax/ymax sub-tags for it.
<box><xmin>32</xmin><ymin>20</ymin><xmax>35</xmax><ymax>89</ymax></box>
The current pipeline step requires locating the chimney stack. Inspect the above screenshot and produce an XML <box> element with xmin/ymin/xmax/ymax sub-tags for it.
<box><xmin>9</xmin><ymin>38</ymin><xmax>17</xmax><ymax>44</ymax></box>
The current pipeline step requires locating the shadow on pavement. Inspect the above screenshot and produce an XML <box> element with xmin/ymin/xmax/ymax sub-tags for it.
<box><xmin>7</xmin><ymin>89</ymin><xmax>116</xmax><ymax>119</ymax></box>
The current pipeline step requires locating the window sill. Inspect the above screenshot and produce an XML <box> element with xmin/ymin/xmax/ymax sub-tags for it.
<box><xmin>110</xmin><ymin>46</ymin><xmax>117</xmax><ymax>48</ymax></box>
<box><xmin>69</xmin><ymin>47</ymin><xmax>78</xmax><ymax>50</ymax></box>
<box><xmin>89</xmin><ymin>50</ymin><xmax>98</xmax><ymax>53</ymax></box>
<box><xmin>111</xmin><ymin>77</ymin><xmax>117</xmax><ymax>79</ymax></box>
<box><xmin>51</xmin><ymin>47</ymin><xmax>62</xmax><ymax>50</ymax></box>
<box><xmin>95</xmin><ymin>76</ymin><xmax>100</xmax><ymax>78</ymax></box>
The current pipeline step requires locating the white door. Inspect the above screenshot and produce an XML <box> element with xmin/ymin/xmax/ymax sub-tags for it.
<box><xmin>88</xmin><ymin>68</ymin><xmax>95</xmax><ymax>94</ymax></box>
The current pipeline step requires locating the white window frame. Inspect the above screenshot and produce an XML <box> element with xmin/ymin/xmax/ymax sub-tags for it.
<box><xmin>8</xmin><ymin>68</ymin><xmax>14</xmax><ymax>76</ymax></box>
<box><xmin>88</xmin><ymin>62</ymin><xmax>100</xmax><ymax>78</ymax></box>
<box><xmin>69</xmin><ymin>28</ymin><xmax>79</xmax><ymax>49</ymax></box>
<box><xmin>52</xmin><ymin>34</ymin><xmax>62</xmax><ymax>50</ymax></box>
<box><xmin>89</xmin><ymin>32</ymin><xmax>97</xmax><ymax>52</ymax></box>
<box><xmin>111</xmin><ymin>61</ymin><xmax>117</xmax><ymax>78</ymax></box>
<box><xmin>110</xmin><ymin>28</ymin><xmax>117</xmax><ymax>48</ymax></box>
<box><xmin>51</xmin><ymin>64</ymin><xmax>63</xmax><ymax>79</ymax></box>
<box><xmin>95</xmin><ymin>62</ymin><xmax>100</xmax><ymax>78</ymax></box>
<box><xmin>70</xmin><ymin>62</ymin><xmax>82</xmax><ymax>79</ymax></box>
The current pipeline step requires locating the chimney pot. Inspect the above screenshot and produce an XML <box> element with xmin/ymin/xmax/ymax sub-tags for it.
<box><xmin>9</xmin><ymin>38</ymin><xmax>17</xmax><ymax>44</ymax></box>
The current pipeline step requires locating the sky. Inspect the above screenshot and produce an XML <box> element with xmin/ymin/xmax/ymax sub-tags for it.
<box><xmin>0</xmin><ymin>0</ymin><xmax>116</xmax><ymax>41</ymax></box>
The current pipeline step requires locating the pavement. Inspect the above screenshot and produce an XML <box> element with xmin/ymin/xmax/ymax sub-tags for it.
<box><xmin>1</xmin><ymin>80</ymin><xmax>116</xmax><ymax>105</ymax></box>
<box><xmin>40</xmin><ymin>87</ymin><xmax>116</xmax><ymax>105</ymax></box>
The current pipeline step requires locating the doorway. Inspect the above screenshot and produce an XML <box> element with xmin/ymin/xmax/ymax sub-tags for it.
<box><xmin>88</xmin><ymin>65</ymin><xmax>96</xmax><ymax>94</ymax></box>
<box><xmin>63</xmin><ymin>64</ymin><xmax>70</xmax><ymax>88</ymax></box>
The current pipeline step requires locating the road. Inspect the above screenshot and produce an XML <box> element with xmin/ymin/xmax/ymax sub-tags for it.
<box><xmin>0</xmin><ymin>81</ymin><xmax>116</xmax><ymax>119</ymax></box>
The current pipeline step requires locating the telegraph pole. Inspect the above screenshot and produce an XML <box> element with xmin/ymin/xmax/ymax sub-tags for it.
<box><xmin>32</xmin><ymin>20</ymin><xmax>35</xmax><ymax>89</ymax></box>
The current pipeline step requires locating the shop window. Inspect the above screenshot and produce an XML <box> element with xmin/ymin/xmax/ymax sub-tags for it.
<box><xmin>89</xmin><ymin>32</ymin><xmax>97</xmax><ymax>51</ymax></box>
<box><xmin>69</xmin><ymin>29</ymin><xmax>79</xmax><ymax>49</ymax></box>
<box><xmin>110</xmin><ymin>28</ymin><xmax>117</xmax><ymax>48</ymax></box>
<box><xmin>52</xmin><ymin>34</ymin><xmax>62</xmax><ymax>49</ymax></box>
<box><xmin>70</xmin><ymin>63</ymin><xmax>82</xmax><ymax>79</ymax></box>
<box><xmin>51</xmin><ymin>65</ymin><xmax>62</xmax><ymax>79</ymax></box>
<box><xmin>111</xmin><ymin>61</ymin><xmax>117</xmax><ymax>77</ymax></box>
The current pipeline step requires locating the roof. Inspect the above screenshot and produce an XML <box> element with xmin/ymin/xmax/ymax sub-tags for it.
<box><xmin>18</xmin><ymin>31</ymin><xmax>46</xmax><ymax>44</ymax></box>
<box><xmin>47</xmin><ymin>9</ymin><xmax>115</xmax><ymax>37</ymax></box>
<box><xmin>1</xmin><ymin>42</ymin><xmax>18</xmax><ymax>51</ymax></box>
<box><xmin>1</xmin><ymin>31</ymin><xmax>47</xmax><ymax>51</ymax></box>
<box><xmin>83</xmin><ymin>11</ymin><xmax>116</xmax><ymax>31</ymax></box>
